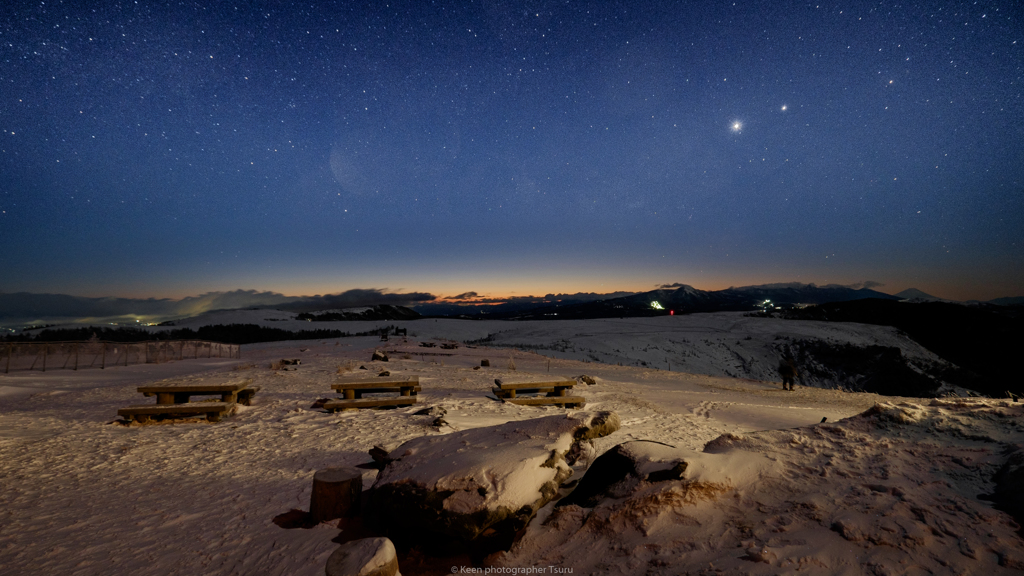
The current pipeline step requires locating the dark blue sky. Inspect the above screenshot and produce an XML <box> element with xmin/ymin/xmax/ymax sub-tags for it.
<box><xmin>2</xmin><ymin>0</ymin><xmax>1022</xmax><ymax>302</ymax></box>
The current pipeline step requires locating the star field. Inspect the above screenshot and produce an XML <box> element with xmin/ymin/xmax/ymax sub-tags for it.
<box><xmin>1</xmin><ymin>1</ymin><xmax>1022</xmax><ymax>301</ymax></box>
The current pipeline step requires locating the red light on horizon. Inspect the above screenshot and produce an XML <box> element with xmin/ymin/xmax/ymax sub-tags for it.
<box><xmin>670</xmin><ymin>310</ymin><xmax>674</xmax><ymax>315</ymax></box>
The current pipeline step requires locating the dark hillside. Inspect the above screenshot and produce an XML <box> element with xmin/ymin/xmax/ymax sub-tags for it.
<box><xmin>296</xmin><ymin>305</ymin><xmax>420</xmax><ymax>322</ymax></box>
<box><xmin>783</xmin><ymin>300</ymin><xmax>1024</xmax><ymax>397</ymax></box>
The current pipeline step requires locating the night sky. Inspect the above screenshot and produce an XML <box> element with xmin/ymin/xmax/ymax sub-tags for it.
<box><xmin>2</xmin><ymin>1</ymin><xmax>1022</xmax><ymax>303</ymax></box>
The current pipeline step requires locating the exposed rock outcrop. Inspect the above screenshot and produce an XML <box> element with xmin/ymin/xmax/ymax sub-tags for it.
<box><xmin>557</xmin><ymin>441</ymin><xmax>687</xmax><ymax>508</ymax></box>
<box><xmin>989</xmin><ymin>444</ymin><xmax>1024</xmax><ymax>537</ymax></box>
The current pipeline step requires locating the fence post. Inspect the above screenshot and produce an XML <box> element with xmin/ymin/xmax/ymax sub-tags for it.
<box><xmin>101</xmin><ymin>343</ymin><xmax>106</xmax><ymax>369</ymax></box>
<box><xmin>5</xmin><ymin>343</ymin><xmax>11</xmax><ymax>374</ymax></box>
<box><xmin>42</xmin><ymin>344</ymin><xmax>47</xmax><ymax>372</ymax></box>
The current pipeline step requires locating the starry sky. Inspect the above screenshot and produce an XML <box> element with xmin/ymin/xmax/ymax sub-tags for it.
<box><xmin>2</xmin><ymin>0</ymin><xmax>1022</xmax><ymax>303</ymax></box>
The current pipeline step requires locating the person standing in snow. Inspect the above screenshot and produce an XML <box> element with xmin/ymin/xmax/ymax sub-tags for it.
<box><xmin>778</xmin><ymin>357</ymin><xmax>798</xmax><ymax>390</ymax></box>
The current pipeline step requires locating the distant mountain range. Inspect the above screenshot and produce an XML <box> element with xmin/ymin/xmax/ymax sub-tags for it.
<box><xmin>415</xmin><ymin>283</ymin><xmax>908</xmax><ymax>320</ymax></box>
<box><xmin>0</xmin><ymin>289</ymin><xmax>434</xmax><ymax>327</ymax></box>
<box><xmin>411</xmin><ymin>291</ymin><xmax>638</xmax><ymax>317</ymax></box>
<box><xmin>2</xmin><ymin>283</ymin><xmax>1022</xmax><ymax>328</ymax></box>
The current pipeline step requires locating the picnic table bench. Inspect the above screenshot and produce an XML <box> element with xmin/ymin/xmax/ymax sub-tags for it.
<box><xmin>492</xmin><ymin>379</ymin><xmax>585</xmax><ymax>409</ymax></box>
<box><xmin>117</xmin><ymin>402</ymin><xmax>234</xmax><ymax>423</ymax></box>
<box><xmin>118</xmin><ymin>378</ymin><xmax>259</xmax><ymax>423</ymax></box>
<box><xmin>324</xmin><ymin>376</ymin><xmax>420</xmax><ymax>412</ymax></box>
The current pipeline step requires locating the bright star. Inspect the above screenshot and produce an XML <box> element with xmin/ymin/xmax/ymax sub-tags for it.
<box><xmin>731</xmin><ymin>121</ymin><xmax>742</xmax><ymax>133</ymax></box>
<box><xmin>781</xmin><ymin>104</ymin><xmax>787</xmax><ymax>111</ymax></box>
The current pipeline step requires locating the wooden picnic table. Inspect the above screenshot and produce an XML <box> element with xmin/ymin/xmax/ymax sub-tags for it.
<box><xmin>492</xmin><ymin>379</ymin><xmax>585</xmax><ymax>408</ymax></box>
<box><xmin>118</xmin><ymin>378</ymin><xmax>258</xmax><ymax>423</ymax></box>
<box><xmin>492</xmin><ymin>379</ymin><xmax>576</xmax><ymax>399</ymax></box>
<box><xmin>137</xmin><ymin>378</ymin><xmax>255</xmax><ymax>405</ymax></box>
<box><xmin>325</xmin><ymin>376</ymin><xmax>420</xmax><ymax>411</ymax></box>
<box><xmin>331</xmin><ymin>376</ymin><xmax>420</xmax><ymax>399</ymax></box>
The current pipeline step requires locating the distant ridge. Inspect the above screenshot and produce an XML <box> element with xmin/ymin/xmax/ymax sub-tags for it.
<box><xmin>504</xmin><ymin>282</ymin><xmax>902</xmax><ymax>320</ymax></box>
<box><xmin>0</xmin><ymin>289</ymin><xmax>432</xmax><ymax>327</ymax></box>
<box><xmin>296</xmin><ymin>305</ymin><xmax>420</xmax><ymax>321</ymax></box>
<box><xmin>989</xmin><ymin>296</ymin><xmax>1024</xmax><ymax>306</ymax></box>
<box><xmin>895</xmin><ymin>288</ymin><xmax>943</xmax><ymax>301</ymax></box>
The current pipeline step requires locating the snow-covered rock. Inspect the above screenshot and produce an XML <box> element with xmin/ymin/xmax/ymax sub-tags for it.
<box><xmin>324</xmin><ymin>537</ymin><xmax>399</xmax><ymax>576</ymax></box>
<box><xmin>559</xmin><ymin>440</ymin><xmax>772</xmax><ymax>508</ymax></box>
<box><xmin>366</xmin><ymin>411</ymin><xmax>621</xmax><ymax>554</ymax></box>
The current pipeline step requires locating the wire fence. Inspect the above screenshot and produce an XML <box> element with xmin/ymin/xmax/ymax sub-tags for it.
<box><xmin>2</xmin><ymin>340</ymin><xmax>241</xmax><ymax>373</ymax></box>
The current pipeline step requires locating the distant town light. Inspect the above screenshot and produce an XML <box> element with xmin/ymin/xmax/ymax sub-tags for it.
<box><xmin>651</xmin><ymin>301</ymin><xmax>664</xmax><ymax>310</ymax></box>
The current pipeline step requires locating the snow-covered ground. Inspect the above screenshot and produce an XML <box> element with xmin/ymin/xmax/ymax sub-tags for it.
<box><xmin>1</xmin><ymin>320</ymin><xmax>1020</xmax><ymax>575</ymax></box>
<box><xmin>154</xmin><ymin>309</ymin><xmax>957</xmax><ymax>390</ymax></box>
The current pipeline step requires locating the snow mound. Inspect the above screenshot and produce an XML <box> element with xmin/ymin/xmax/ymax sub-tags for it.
<box><xmin>367</xmin><ymin>411</ymin><xmax>621</xmax><ymax>554</ymax></box>
<box><xmin>497</xmin><ymin>399</ymin><xmax>1024</xmax><ymax>574</ymax></box>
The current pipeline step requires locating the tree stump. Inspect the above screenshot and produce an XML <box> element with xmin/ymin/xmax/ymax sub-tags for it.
<box><xmin>325</xmin><ymin>537</ymin><xmax>399</xmax><ymax>576</ymax></box>
<box><xmin>310</xmin><ymin>467</ymin><xmax>363</xmax><ymax>523</ymax></box>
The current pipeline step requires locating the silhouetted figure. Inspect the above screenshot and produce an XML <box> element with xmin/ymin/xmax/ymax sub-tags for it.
<box><xmin>778</xmin><ymin>357</ymin><xmax>798</xmax><ymax>390</ymax></box>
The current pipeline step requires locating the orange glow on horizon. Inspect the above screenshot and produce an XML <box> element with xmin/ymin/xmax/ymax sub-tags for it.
<box><xmin>66</xmin><ymin>276</ymin><xmax>868</xmax><ymax>302</ymax></box>
<box><xmin>60</xmin><ymin>266</ymin><xmax>1019</xmax><ymax>303</ymax></box>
